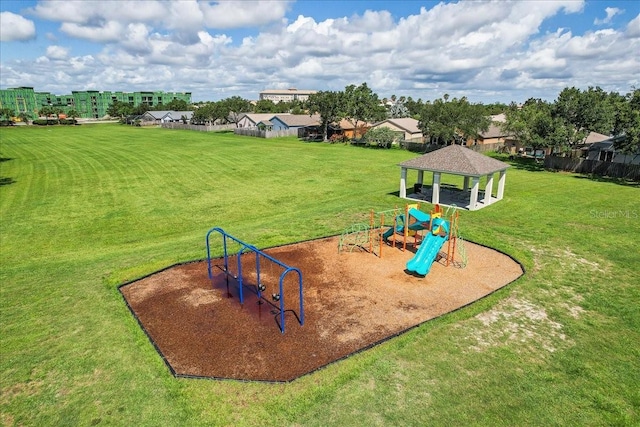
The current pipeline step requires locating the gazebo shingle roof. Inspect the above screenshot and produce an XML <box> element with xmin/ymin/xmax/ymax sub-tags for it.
<box><xmin>399</xmin><ymin>144</ymin><xmax>510</xmax><ymax>176</ymax></box>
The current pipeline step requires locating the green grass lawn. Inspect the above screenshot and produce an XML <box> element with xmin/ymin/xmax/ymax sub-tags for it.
<box><xmin>1</xmin><ymin>124</ymin><xmax>639</xmax><ymax>426</ymax></box>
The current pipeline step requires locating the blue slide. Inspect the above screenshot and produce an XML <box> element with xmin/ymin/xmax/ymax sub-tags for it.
<box><xmin>406</xmin><ymin>218</ymin><xmax>450</xmax><ymax>276</ymax></box>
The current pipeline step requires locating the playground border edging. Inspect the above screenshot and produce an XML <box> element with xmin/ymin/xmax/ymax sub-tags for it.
<box><xmin>117</xmin><ymin>234</ymin><xmax>526</xmax><ymax>383</ymax></box>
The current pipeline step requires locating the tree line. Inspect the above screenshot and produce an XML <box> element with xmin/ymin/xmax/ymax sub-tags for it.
<box><xmin>503</xmin><ymin>87</ymin><xmax>640</xmax><ymax>156</ymax></box>
<box><xmin>3</xmin><ymin>82</ymin><xmax>638</xmax><ymax>157</ymax></box>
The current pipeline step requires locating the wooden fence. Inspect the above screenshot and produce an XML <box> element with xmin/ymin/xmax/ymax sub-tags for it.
<box><xmin>161</xmin><ymin>123</ymin><xmax>235</xmax><ymax>132</ymax></box>
<box><xmin>402</xmin><ymin>141</ymin><xmax>504</xmax><ymax>154</ymax></box>
<box><xmin>469</xmin><ymin>142</ymin><xmax>503</xmax><ymax>153</ymax></box>
<box><xmin>544</xmin><ymin>156</ymin><xmax>640</xmax><ymax>180</ymax></box>
<box><xmin>233</xmin><ymin>128</ymin><xmax>299</xmax><ymax>138</ymax></box>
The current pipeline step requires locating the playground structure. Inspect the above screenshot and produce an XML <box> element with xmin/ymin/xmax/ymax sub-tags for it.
<box><xmin>206</xmin><ymin>227</ymin><xmax>304</xmax><ymax>333</ymax></box>
<box><xmin>339</xmin><ymin>204</ymin><xmax>466</xmax><ymax>276</ymax></box>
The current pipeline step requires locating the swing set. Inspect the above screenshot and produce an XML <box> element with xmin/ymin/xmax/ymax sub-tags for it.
<box><xmin>205</xmin><ymin>227</ymin><xmax>304</xmax><ymax>334</ymax></box>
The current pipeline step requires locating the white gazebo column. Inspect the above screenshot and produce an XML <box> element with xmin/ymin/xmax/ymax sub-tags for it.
<box><xmin>483</xmin><ymin>173</ymin><xmax>494</xmax><ymax>205</ymax></box>
<box><xmin>400</xmin><ymin>167</ymin><xmax>407</xmax><ymax>198</ymax></box>
<box><xmin>417</xmin><ymin>170</ymin><xmax>424</xmax><ymax>186</ymax></box>
<box><xmin>463</xmin><ymin>176</ymin><xmax>470</xmax><ymax>192</ymax></box>
<box><xmin>496</xmin><ymin>170</ymin><xmax>507</xmax><ymax>200</ymax></box>
<box><xmin>432</xmin><ymin>172</ymin><xmax>441</xmax><ymax>205</ymax></box>
<box><xmin>469</xmin><ymin>176</ymin><xmax>480</xmax><ymax>210</ymax></box>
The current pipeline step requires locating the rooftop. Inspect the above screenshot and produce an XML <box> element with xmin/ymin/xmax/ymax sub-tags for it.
<box><xmin>399</xmin><ymin>144</ymin><xmax>510</xmax><ymax>176</ymax></box>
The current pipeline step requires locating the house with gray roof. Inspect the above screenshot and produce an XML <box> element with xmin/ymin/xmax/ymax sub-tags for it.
<box><xmin>140</xmin><ymin>110</ymin><xmax>173</xmax><ymax>124</ymax></box>
<box><xmin>140</xmin><ymin>110</ymin><xmax>194</xmax><ymax>125</ymax></box>
<box><xmin>398</xmin><ymin>144</ymin><xmax>510</xmax><ymax>210</ymax></box>
<box><xmin>270</xmin><ymin>114</ymin><xmax>321</xmax><ymax>131</ymax></box>
<box><xmin>236</xmin><ymin>113</ymin><xmax>290</xmax><ymax>128</ymax></box>
<box><xmin>168</xmin><ymin>111</ymin><xmax>193</xmax><ymax>122</ymax></box>
<box><xmin>587</xmin><ymin>135</ymin><xmax>640</xmax><ymax>164</ymax></box>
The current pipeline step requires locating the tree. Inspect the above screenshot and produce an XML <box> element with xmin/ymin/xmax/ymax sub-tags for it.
<box><xmin>553</xmin><ymin>86</ymin><xmax>616</xmax><ymax>144</ymax></box>
<box><xmin>17</xmin><ymin>112</ymin><xmax>31</xmax><ymax>124</ymax></box>
<box><xmin>38</xmin><ymin>106</ymin><xmax>60</xmax><ymax>124</ymax></box>
<box><xmin>106</xmin><ymin>100</ymin><xmax>134</xmax><ymax>120</ymax></box>
<box><xmin>0</xmin><ymin>108</ymin><xmax>14</xmax><ymax>121</ymax></box>
<box><xmin>363</xmin><ymin>126</ymin><xmax>398</xmax><ymax>148</ymax></box>
<box><xmin>612</xmin><ymin>88</ymin><xmax>640</xmax><ymax>160</ymax></box>
<box><xmin>404</xmin><ymin>97</ymin><xmax>423</xmax><ymax>118</ymax></box>
<box><xmin>253</xmin><ymin>99</ymin><xmax>277</xmax><ymax>113</ymax></box>
<box><xmin>163</xmin><ymin>99</ymin><xmax>190</xmax><ymax>111</ymax></box>
<box><xmin>417</xmin><ymin>96</ymin><xmax>490</xmax><ymax>145</ymax></box>
<box><xmin>132</xmin><ymin>103</ymin><xmax>149</xmax><ymax>116</ymax></box>
<box><xmin>342</xmin><ymin>83</ymin><xmax>386</xmax><ymax>138</ymax></box>
<box><xmin>192</xmin><ymin>101</ymin><xmax>227</xmax><ymax>125</ymax></box>
<box><xmin>306</xmin><ymin>91</ymin><xmax>343</xmax><ymax>142</ymax></box>
<box><xmin>289</xmin><ymin>101</ymin><xmax>305</xmax><ymax>115</ymax></box>
<box><xmin>66</xmin><ymin>109</ymin><xmax>79</xmax><ymax>124</ymax></box>
<box><xmin>503</xmin><ymin>99</ymin><xmax>569</xmax><ymax>153</ymax></box>
<box><xmin>387</xmin><ymin>96</ymin><xmax>410</xmax><ymax>119</ymax></box>
<box><xmin>481</xmin><ymin>102</ymin><xmax>509</xmax><ymax>116</ymax></box>
<box><xmin>222</xmin><ymin>96</ymin><xmax>251</xmax><ymax>126</ymax></box>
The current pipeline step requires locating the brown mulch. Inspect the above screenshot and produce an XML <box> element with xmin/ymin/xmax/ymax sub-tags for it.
<box><xmin>120</xmin><ymin>235</ymin><xmax>524</xmax><ymax>382</ymax></box>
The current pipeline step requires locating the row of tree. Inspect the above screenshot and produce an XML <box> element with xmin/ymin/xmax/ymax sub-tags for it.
<box><xmin>503</xmin><ymin>87</ymin><xmax>640</xmax><ymax>155</ymax></box>
<box><xmin>307</xmin><ymin>85</ymin><xmax>639</xmax><ymax>156</ymax></box>
<box><xmin>306</xmin><ymin>85</ymin><xmax>494</xmax><ymax>144</ymax></box>
<box><xmin>5</xmin><ymin>82</ymin><xmax>638</xmax><ymax>156</ymax></box>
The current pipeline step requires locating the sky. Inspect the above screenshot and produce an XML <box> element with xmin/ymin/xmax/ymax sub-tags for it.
<box><xmin>1</xmin><ymin>0</ymin><xmax>639</xmax><ymax>104</ymax></box>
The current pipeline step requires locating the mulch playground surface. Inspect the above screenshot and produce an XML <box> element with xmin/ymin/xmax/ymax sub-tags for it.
<box><xmin>120</xmin><ymin>235</ymin><xmax>524</xmax><ymax>382</ymax></box>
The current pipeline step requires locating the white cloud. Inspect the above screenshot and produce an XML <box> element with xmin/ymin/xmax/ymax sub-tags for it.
<box><xmin>0</xmin><ymin>12</ymin><xmax>36</xmax><ymax>42</ymax></box>
<box><xmin>60</xmin><ymin>21</ymin><xmax>124</xmax><ymax>43</ymax></box>
<box><xmin>626</xmin><ymin>13</ymin><xmax>640</xmax><ymax>38</ymax></box>
<box><xmin>46</xmin><ymin>45</ymin><xmax>69</xmax><ymax>60</ymax></box>
<box><xmin>30</xmin><ymin>1</ymin><xmax>167</xmax><ymax>25</ymax></box>
<box><xmin>202</xmin><ymin>0</ymin><xmax>292</xmax><ymax>29</ymax></box>
<box><xmin>3</xmin><ymin>0</ymin><xmax>639</xmax><ymax>104</ymax></box>
<box><xmin>31</xmin><ymin>0</ymin><xmax>289</xmax><ymax>31</ymax></box>
<box><xmin>556</xmin><ymin>29</ymin><xmax>621</xmax><ymax>59</ymax></box>
<box><xmin>594</xmin><ymin>7</ymin><xmax>623</xmax><ymax>25</ymax></box>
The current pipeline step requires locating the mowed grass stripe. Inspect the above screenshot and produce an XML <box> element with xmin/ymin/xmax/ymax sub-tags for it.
<box><xmin>1</xmin><ymin>125</ymin><xmax>638</xmax><ymax>426</ymax></box>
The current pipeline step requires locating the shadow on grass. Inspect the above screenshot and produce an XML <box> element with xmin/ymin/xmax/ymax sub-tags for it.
<box><xmin>504</xmin><ymin>157</ymin><xmax>546</xmax><ymax>172</ymax></box>
<box><xmin>572</xmin><ymin>174</ymin><xmax>640</xmax><ymax>188</ymax></box>
<box><xmin>0</xmin><ymin>177</ymin><xmax>16</xmax><ymax>186</ymax></box>
<box><xmin>0</xmin><ymin>158</ymin><xmax>16</xmax><ymax>185</ymax></box>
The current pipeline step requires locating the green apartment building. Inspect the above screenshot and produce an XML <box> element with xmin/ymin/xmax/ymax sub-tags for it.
<box><xmin>0</xmin><ymin>87</ymin><xmax>192</xmax><ymax>119</ymax></box>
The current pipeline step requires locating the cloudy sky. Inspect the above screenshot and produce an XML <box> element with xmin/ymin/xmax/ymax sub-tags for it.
<box><xmin>1</xmin><ymin>0</ymin><xmax>638</xmax><ymax>104</ymax></box>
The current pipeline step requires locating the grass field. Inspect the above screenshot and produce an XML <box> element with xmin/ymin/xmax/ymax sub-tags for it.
<box><xmin>1</xmin><ymin>124</ymin><xmax>639</xmax><ymax>426</ymax></box>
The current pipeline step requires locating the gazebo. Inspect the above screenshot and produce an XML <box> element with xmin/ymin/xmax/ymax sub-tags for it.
<box><xmin>398</xmin><ymin>145</ymin><xmax>510</xmax><ymax>211</ymax></box>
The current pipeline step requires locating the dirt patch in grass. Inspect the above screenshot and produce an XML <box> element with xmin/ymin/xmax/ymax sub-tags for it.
<box><xmin>120</xmin><ymin>235</ymin><xmax>523</xmax><ymax>382</ymax></box>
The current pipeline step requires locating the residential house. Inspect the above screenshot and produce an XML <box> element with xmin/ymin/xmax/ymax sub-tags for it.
<box><xmin>168</xmin><ymin>110</ymin><xmax>193</xmax><ymax>123</ymax></box>
<box><xmin>269</xmin><ymin>114</ymin><xmax>321</xmax><ymax>131</ymax></box>
<box><xmin>369</xmin><ymin>118</ymin><xmax>423</xmax><ymax>142</ymax></box>
<box><xmin>236</xmin><ymin>113</ymin><xmax>289</xmax><ymax>128</ymax></box>
<box><xmin>466</xmin><ymin>114</ymin><xmax>520</xmax><ymax>152</ymax></box>
<box><xmin>256</xmin><ymin>120</ymin><xmax>274</xmax><ymax>131</ymax></box>
<box><xmin>334</xmin><ymin>119</ymin><xmax>372</xmax><ymax>139</ymax></box>
<box><xmin>587</xmin><ymin>135</ymin><xmax>640</xmax><ymax>164</ymax></box>
<box><xmin>575</xmin><ymin>131</ymin><xmax>610</xmax><ymax>158</ymax></box>
<box><xmin>139</xmin><ymin>110</ymin><xmax>173</xmax><ymax>125</ymax></box>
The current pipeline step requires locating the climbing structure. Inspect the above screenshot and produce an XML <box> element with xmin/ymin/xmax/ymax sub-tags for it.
<box><xmin>338</xmin><ymin>204</ymin><xmax>467</xmax><ymax>275</ymax></box>
<box><xmin>338</xmin><ymin>208</ymin><xmax>398</xmax><ymax>258</ymax></box>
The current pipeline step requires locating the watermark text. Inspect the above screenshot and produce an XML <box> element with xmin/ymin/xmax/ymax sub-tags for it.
<box><xmin>590</xmin><ymin>210</ymin><xmax>638</xmax><ymax>219</ymax></box>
